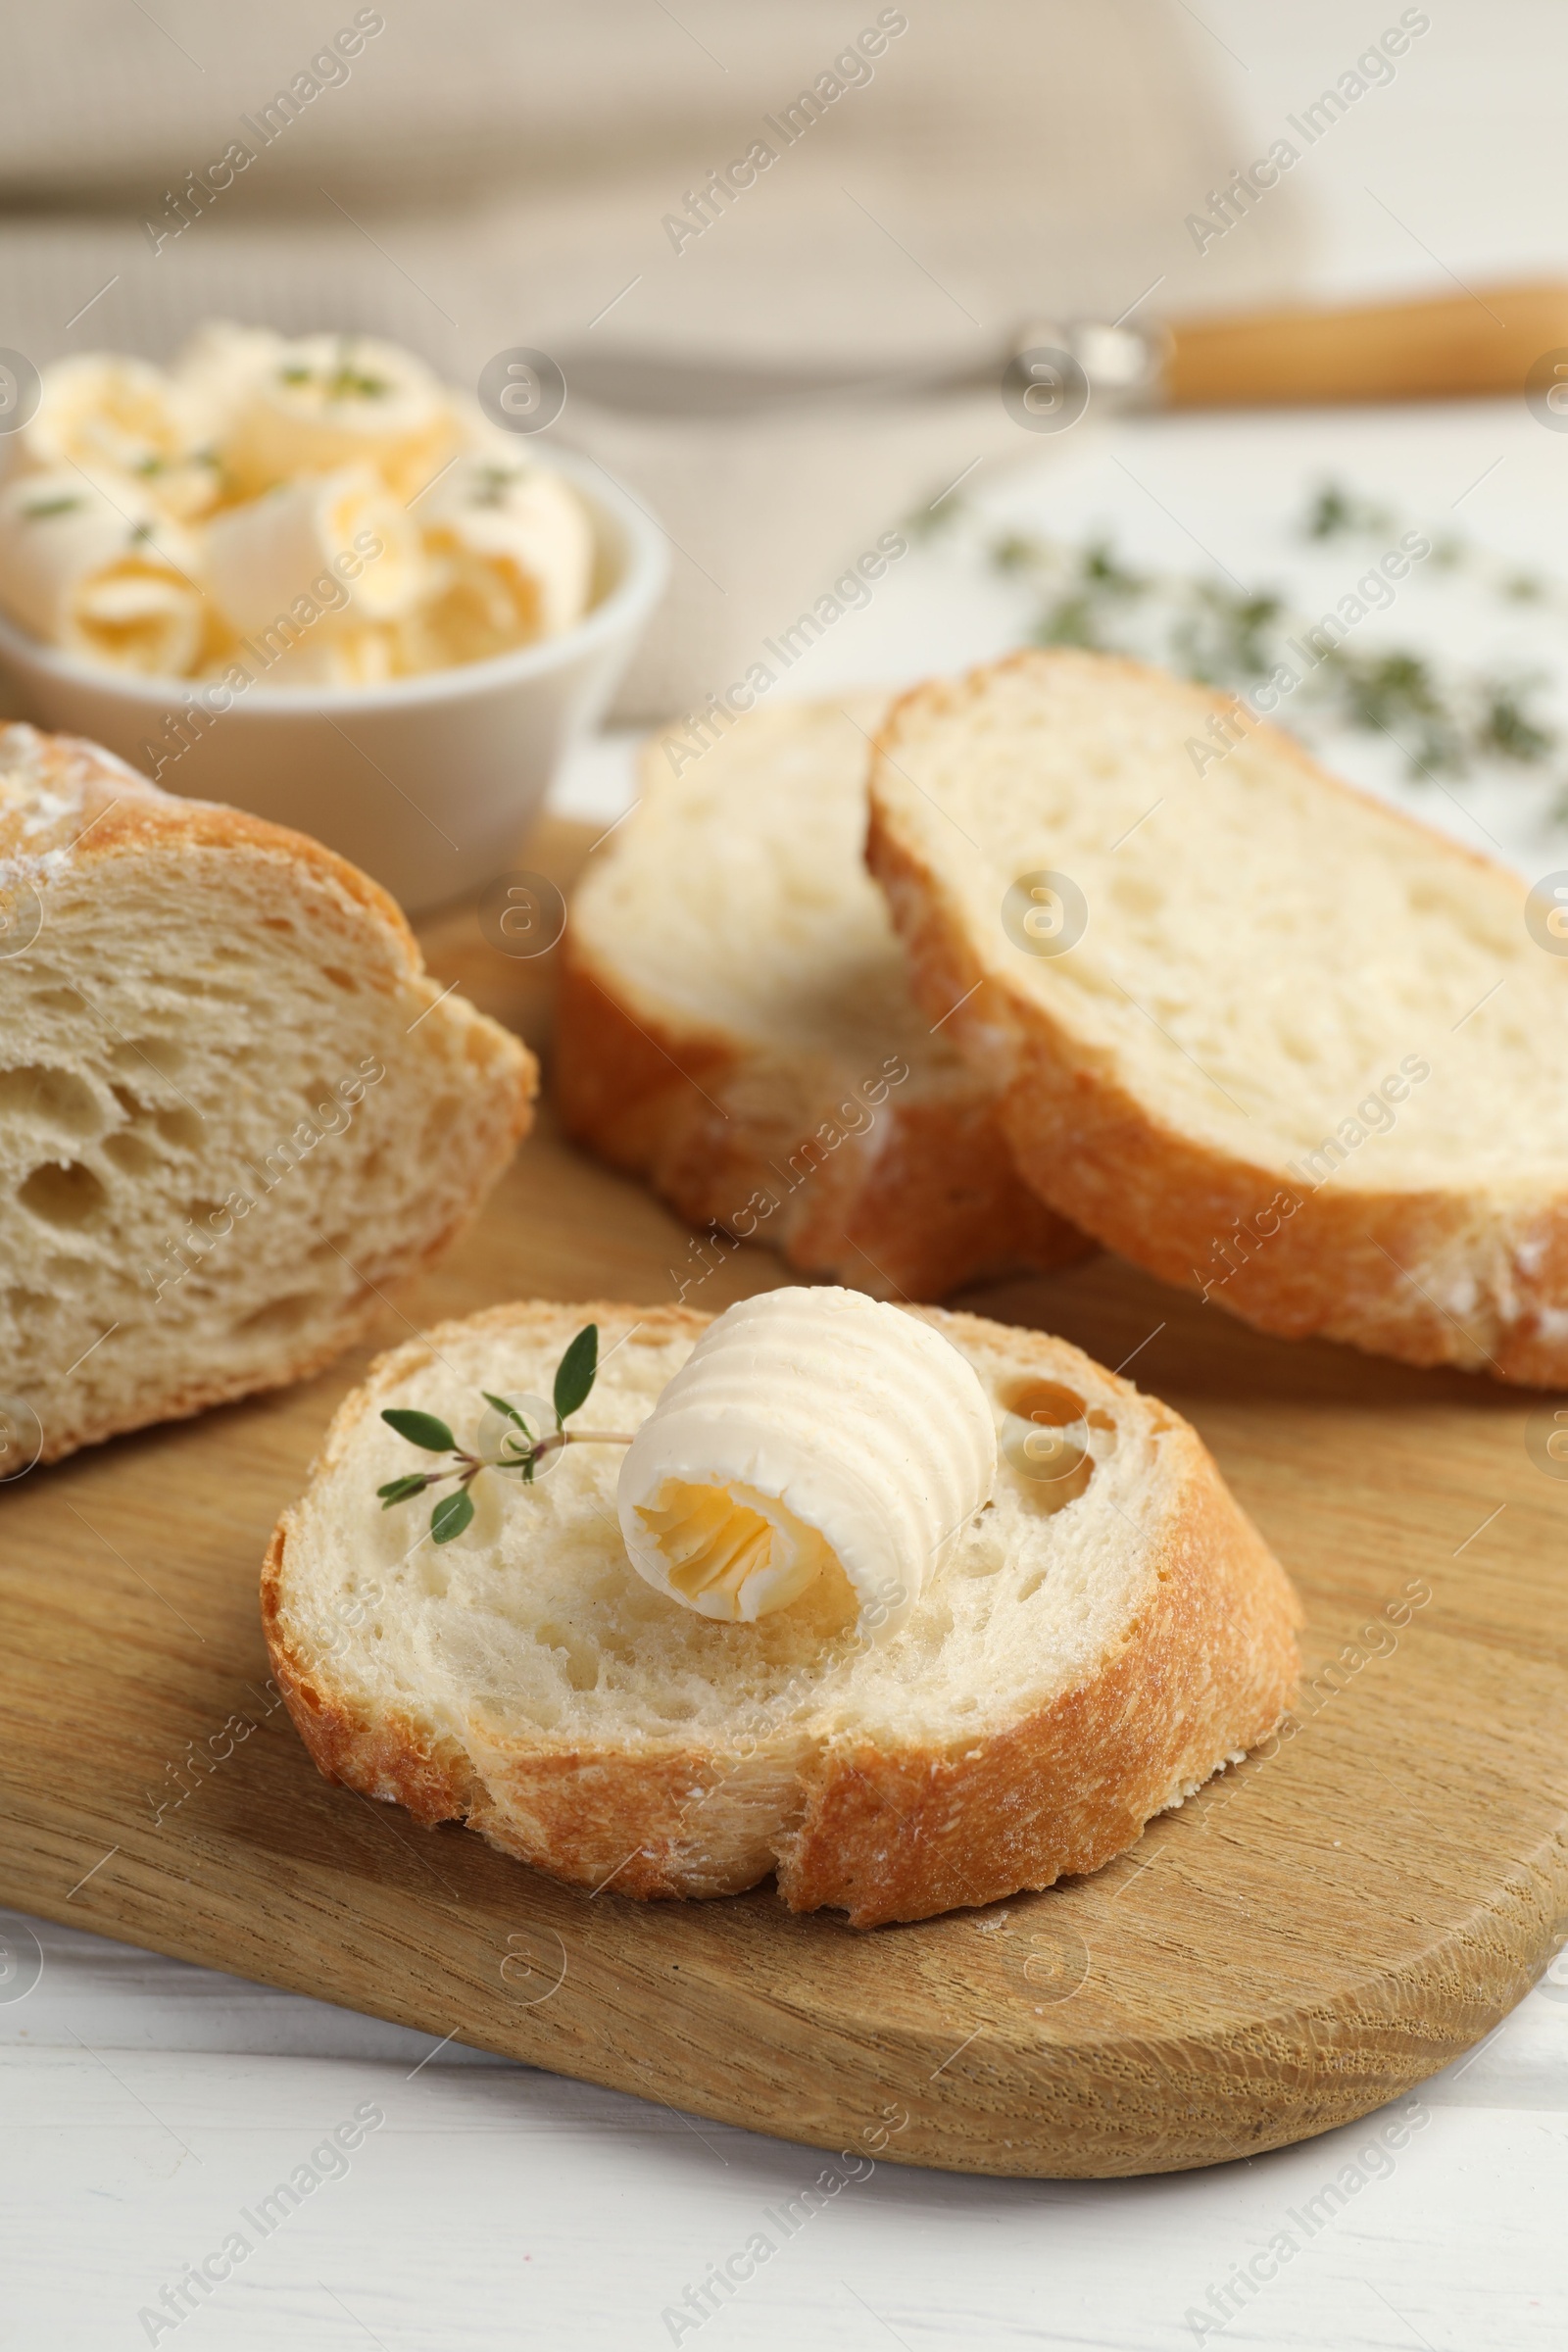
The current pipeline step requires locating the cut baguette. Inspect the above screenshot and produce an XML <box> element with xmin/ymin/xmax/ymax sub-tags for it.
<box><xmin>556</xmin><ymin>697</ymin><xmax>1089</xmax><ymax>1301</ymax></box>
<box><xmin>0</xmin><ymin>725</ymin><xmax>534</xmax><ymax>1464</ymax></box>
<box><xmin>262</xmin><ymin>1296</ymin><xmax>1299</xmax><ymax>1928</ymax></box>
<box><xmin>867</xmin><ymin>649</ymin><xmax>1568</xmax><ymax>1384</ymax></box>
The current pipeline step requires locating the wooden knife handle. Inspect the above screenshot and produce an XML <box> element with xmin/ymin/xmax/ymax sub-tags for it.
<box><xmin>1164</xmin><ymin>282</ymin><xmax>1568</xmax><ymax>408</ymax></box>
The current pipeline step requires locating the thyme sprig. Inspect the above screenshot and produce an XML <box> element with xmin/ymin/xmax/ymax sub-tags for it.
<box><xmin>375</xmin><ymin>1324</ymin><xmax>634</xmax><ymax>1544</ymax></box>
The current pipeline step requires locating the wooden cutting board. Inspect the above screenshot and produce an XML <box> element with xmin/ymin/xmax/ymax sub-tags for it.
<box><xmin>3</xmin><ymin>819</ymin><xmax>1566</xmax><ymax>2180</ymax></box>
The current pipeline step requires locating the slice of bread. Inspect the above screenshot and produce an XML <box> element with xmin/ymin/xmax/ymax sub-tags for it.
<box><xmin>262</xmin><ymin>1296</ymin><xmax>1299</xmax><ymax>1928</ymax></box>
<box><xmin>555</xmin><ymin>697</ymin><xmax>1089</xmax><ymax>1301</ymax></box>
<box><xmin>0</xmin><ymin>725</ymin><xmax>534</xmax><ymax>1465</ymax></box>
<box><xmin>867</xmin><ymin>649</ymin><xmax>1568</xmax><ymax>1384</ymax></box>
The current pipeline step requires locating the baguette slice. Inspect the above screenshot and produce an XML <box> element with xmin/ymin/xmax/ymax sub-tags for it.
<box><xmin>556</xmin><ymin>698</ymin><xmax>1089</xmax><ymax>1301</ymax></box>
<box><xmin>262</xmin><ymin>1296</ymin><xmax>1299</xmax><ymax>1928</ymax></box>
<box><xmin>868</xmin><ymin>649</ymin><xmax>1568</xmax><ymax>1384</ymax></box>
<box><xmin>0</xmin><ymin>725</ymin><xmax>534</xmax><ymax>1465</ymax></box>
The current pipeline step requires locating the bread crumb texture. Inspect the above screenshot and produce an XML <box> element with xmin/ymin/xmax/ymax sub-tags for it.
<box><xmin>557</xmin><ymin>696</ymin><xmax>1089</xmax><ymax>1299</ymax></box>
<box><xmin>0</xmin><ymin>724</ymin><xmax>534</xmax><ymax>1463</ymax></box>
<box><xmin>866</xmin><ymin>649</ymin><xmax>1568</xmax><ymax>1380</ymax></box>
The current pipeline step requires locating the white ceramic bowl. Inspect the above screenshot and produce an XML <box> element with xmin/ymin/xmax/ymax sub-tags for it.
<box><xmin>0</xmin><ymin>449</ymin><xmax>667</xmax><ymax>914</ymax></box>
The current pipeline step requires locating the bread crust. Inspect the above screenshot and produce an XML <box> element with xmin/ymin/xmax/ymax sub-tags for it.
<box><xmin>263</xmin><ymin>1298</ymin><xmax>1300</xmax><ymax>1929</ymax></box>
<box><xmin>553</xmin><ymin>707</ymin><xmax>1091</xmax><ymax>1302</ymax></box>
<box><xmin>865</xmin><ymin>650</ymin><xmax>1568</xmax><ymax>1386</ymax></box>
<box><xmin>2</xmin><ymin>728</ymin><xmax>415</xmax><ymax>940</ymax></box>
<box><xmin>556</xmin><ymin>943</ymin><xmax>1088</xmax><ymax>1300</ymax></box>
<box><xmin>1</xmin><ymin>727</ymin><xmax>536</xmax><ymax>1461</ymax></box>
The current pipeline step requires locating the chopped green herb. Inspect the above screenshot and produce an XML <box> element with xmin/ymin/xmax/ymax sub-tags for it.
<box><xmin>330</xmin><ymin>370</ymin><xmax>391</xmax><ymax>400</ymax></box>
<box><xmin>1082</xmin><ymin>539</ymin><xmax>1148</xmax><ymax>601</ymax></box>
<box><xmin>1033</xmin><ymin>593</ymin><xmax>1102</xmax><ymax>650</ymax></box>
<box><xmin>991</xmin><ymin>531</ymin><xmax>1042</xmax><ymax>573</ymax></box>
<box><xmin>1303</xmin><ymin>482</ymin><xmax>1395</xmax><ymax>541</ymax></box>
<box><xmin>280</xmin><ymin>353</ymin><xmax>391</xmax><ymax>401</ymax></box>
<box><xmin>1481</xmin><ymin>682</ymin><xmax>1554</xmax><ymax>765</ymax></box>
<box><xmin>470</xmin><ymin>464</ymin><xmax>521</xmax><ymax>509</ymax></box>
<box><xmin>964</xmin><ymin>476</ymin><xmax>1565</xmax><ymax>800</ymax></box>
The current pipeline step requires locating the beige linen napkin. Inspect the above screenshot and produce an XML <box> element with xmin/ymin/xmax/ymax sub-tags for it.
<box><xmin>0</xmin><ymin>1</ymin><xmax>1308</xmax><ymax>713</ymax></box>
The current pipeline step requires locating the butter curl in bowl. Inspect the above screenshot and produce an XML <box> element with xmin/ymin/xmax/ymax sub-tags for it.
<box><xmin>0</xmin><ymin>327</ymin><xmax>595</xmax><ymax>685</ymax></box>
<box><xmin>0</xmin><ymin>325</ymin><xmax>665</xmax><ymax>910</ymax></box>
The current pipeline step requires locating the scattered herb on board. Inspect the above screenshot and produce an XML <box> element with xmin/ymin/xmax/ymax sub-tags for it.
<box><xmin>1302</xmin><ymin>482</ymin><xmax>1396</xmax><ymax>541</ymax></box>
<box><xmin>931</xmin><ymin>480</ymin><xmax>1568</xmax><ymax>808</ymax></box>
<box><xmin>375</xmin><ymin>1324</ymin><xmax>634</xmax><ymax>1544</ymax></box>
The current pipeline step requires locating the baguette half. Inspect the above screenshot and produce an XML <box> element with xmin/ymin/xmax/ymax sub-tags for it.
<box><xmin>867</xmin><ymin>649</ymin><xmax>1568</xmax><ymax>1384</ymax></box>
<box><xmin>556</xmin><ymin>698</ymin><xmax>1089</xmax><ymax>1300</ymax></box>
<box><xmin>262</xmin><ymin>1296</ymin><xmax>1299</xmax><ymax>1928</ymax></box>
<box><xmin>0</xmin><ymin>725</ymin><xmax>534</xmax><ymax>1464</ymax></box>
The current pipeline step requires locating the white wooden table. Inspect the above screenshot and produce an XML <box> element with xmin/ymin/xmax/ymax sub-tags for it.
<box><xmin>8</xmin><ymin>6</ymin><xmax>1568</xmax><ymax>2339</ymax></box>
<box><xmin>4</xmin><ymin>1903</ymin><xmax>1566</xmax><ymax>2348</ymax></box>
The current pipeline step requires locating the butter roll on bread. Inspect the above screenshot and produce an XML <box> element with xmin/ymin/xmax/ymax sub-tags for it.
<box><xmin>556</xmin><ymin>697</ymin><xmax>1090</xmax><ymax>1301</ymax></box>
<box><xmin>0</xmin><ymin>726</ymin><xmax>534</xmax><ymax>1464</ymax></box>
<box><xmin>867</xmin><ymin>648</ymin><xmax>1568</xmax><ymax>1384</ymax></box>
<box><xmin>263</xmin><ymin>1295</ymin><xmax>1299</xmax><ymax>1928</ymax></box>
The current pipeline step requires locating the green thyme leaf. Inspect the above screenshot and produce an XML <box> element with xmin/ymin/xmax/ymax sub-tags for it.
<box><xmin>470</xmin><ymin>464</ymin><xmax>520</xmax><ymax>508</ymax></box>
<box><xmin>1322</xmin><ymin>649</ymin><xmax>1465</xmax><ymax>773</ymax></box>
<box><xmin>976</xmin><ymin>476</ymin><xmax>1568</xmax><ymax>800</ymax></box>
<box><xmin>377</xmin><ymin>1472</ymin><xmax>431</xmax><ymax>1508</ymax></box>
<box><xmin>1304</xmin><ymin>484</ymin><xmax>1354</xmax><ymax>539</ymax></box>
<box><xmin>1082</xmin><ymin>539</ymin><xmax>1148</xmax><ymax>600</ymax></box>
<box><xmin>990</xmin><ymin>530</ymin><xmax>1042</xmax><ymax>572</ymax></box>
<box><xmin>480</xmin><ymin>1390</ymin><xmax>538</xmax><ymax>1472</ymax></box>
<box><xmin>381</xmin><ymin>1406</ymin><xmax>457</xmax><ymax>1452</ymax></box>
<box><xmin>1481</xmin><ymin>683</ymin><xmax>1554</xmax><ymax>764</ymax></box>
<box><xmin>553</xmin><ymin>1324</ymin><xmax>599</xmax><ymax>1422</ymax></box>
<box><xmin>431</xmin><ymin>1488</ymin><xmax>474</xmax><ymax>1544</ymax></box>
<box><xmin>480</xmin><ymin>1390</ymin><xmax>534</xmax><ymax>1436</ymax></box>
<box><xmin>1033</xmin><ymin>593</ymin><xmax>1102</xmax><ymax>649</ymax></box>
<box><xmin>1302</xmin><ymin>482</ymin><xmax>1394</xmax><ymax>541</ymax></box>
<box><xmin>22</xmin><ymin>495</ymin><xmax>82</xmax><ymax>520</ymax></box>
